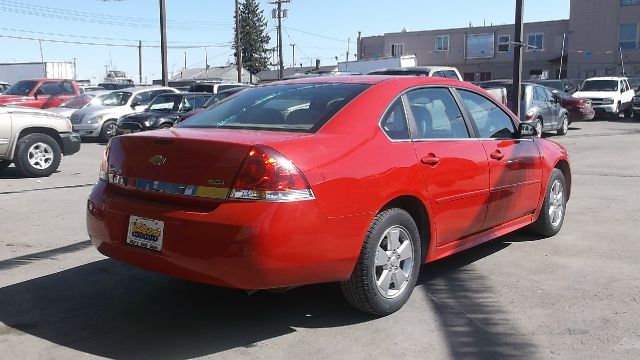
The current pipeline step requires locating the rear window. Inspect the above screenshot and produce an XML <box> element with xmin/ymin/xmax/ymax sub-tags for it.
<box><xmin>178</xmin><ymin>83</ymin><xmax>369</xmax><ymax>132</ymax></box>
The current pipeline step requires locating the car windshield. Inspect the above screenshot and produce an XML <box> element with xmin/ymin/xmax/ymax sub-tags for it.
<box><xmin>60</xmin><ymin>94</ymin><xmax>94</xmax><ymax>109</ymax></box>
<box><xmin>148</xmin><ymin>94</ymin><xmax>182</xmax><ymax>111</ymax></box>
<box><xmin>4</xmin><ymin>80</ymin><xmax>38</xmax><ymax>96</ymax></box>
<box><xmin>581</xmin><ymin>80</ymin><xmax>618</xmax><ymax>91</ymax></box>
<box><xmin>178</xmin><ymin>83</ymin><xmax>369</xmax><ymax>132</ymax></box>
<box><xmin>102</xmin><ymin>91</ymin><xmax>132</xmax><ymax>106</ymax></box>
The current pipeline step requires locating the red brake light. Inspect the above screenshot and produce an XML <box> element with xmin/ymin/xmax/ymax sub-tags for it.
<box><xmin>231</xmin><ymin>145</ymin><xmax>314</xmax><ymax>201</ymax></box>
<box><xmin>525</xmin><ymin>110</ymin><xmax>535</xmax><ymax>120</ymax></box>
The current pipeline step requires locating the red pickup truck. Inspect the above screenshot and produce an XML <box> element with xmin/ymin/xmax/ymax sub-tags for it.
<box><xmin>0</xmin><ymin>79</ymin><xmax>80</xmax><ymax>109</ymax></box>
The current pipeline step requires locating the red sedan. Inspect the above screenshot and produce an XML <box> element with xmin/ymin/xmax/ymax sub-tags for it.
<box><xmin>553</xmin><ymin>89</ymin><xmax>596</xmax><ymax>122</ymax></box>
<box><xmin>87</xmin><ymin>76</ymin><xmax>571</xmax><ymax>315</ymax></box>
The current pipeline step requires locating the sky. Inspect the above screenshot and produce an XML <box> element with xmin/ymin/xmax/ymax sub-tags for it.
<box><xmin>0</xmin><ymin>0</ymin><xmax>570</xmax><ymax>83</ymax></box>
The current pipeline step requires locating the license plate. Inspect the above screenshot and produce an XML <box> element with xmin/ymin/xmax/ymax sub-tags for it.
<box><xmin>122</xmin><ymin>129</ymin><xmax>132</xmax><ymax>134</ymax></box>
<box><xmin>126</xmin><ymin>216</ymin><xmax>164</xmax><ymax>252</ymax></box>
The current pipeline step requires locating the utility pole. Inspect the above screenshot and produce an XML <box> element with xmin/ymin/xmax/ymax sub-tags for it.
<box><xmin>159</xmin><ymin>0</ymin><xmax>168</xmax><ymax>86</ymax></box>
<box><xmin>290</xmin><ymin>43</ymin><xmax>295</xmax><ymax>67</ymax></box>
<box><xmin>72</xmin><ymin>57</ymin><xmax>77</xmax><ymax>80</ymax></box>
<box><xmin>235</xmin><ymin>0</ymin><xmax>243</xmax><ymax>83</ymax></box>
<box><xmin>270</xmin><ymin>0</ymin><xmax>290</xmax><ymax>80</ymax></box>
<box><xmin>357</xmin><ymin>31</ymin><xmax>362</xmax><ymax>60</ymax></box>
<box><xmin>38</xmin><ymin>39</ymin><xmax>44</xmax><ymax>64</ymax></box>
<box><xmin>138</xmin><ymin>41</ymin><xmax>143</xmax><ymax>84</ymax></box>
<box><xmin>512</xmin><ymin>0</ymin><xmax>524</xmax><ymax>117</ymax></box>
<box><xmin>559</xmin><ymin>33</ymin><xmax>566</xmax><ymax>79</ymax></box>
<box><xmin>205</xmin><ymin>46</ymin><xmax>209</xmax><ymax>79</ymax></box>
<box><xmin>184</xmin><ymin>51</ymin><xmax>187</xmax><ymax>70</ymax></box>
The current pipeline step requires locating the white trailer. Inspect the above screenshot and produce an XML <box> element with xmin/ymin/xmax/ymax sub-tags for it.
<box><xmin>338</xmin><ymin>55</ymin><xmax>417</xmax><ymax>74</ymax></box>
<box><xmin>0</xmin><ymin>62</ymin><xmax>75</xmax><ymax>84</ymax></box>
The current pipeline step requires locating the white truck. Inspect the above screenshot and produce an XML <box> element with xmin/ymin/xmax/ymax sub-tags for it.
<box><xmin>337</xmin><ymin>55</ymin><xmax>417</xmax><ymax>74</ymax></box>
<box><xmin>0</xmin><ymin>105</ymin><xmax>81</xmax><ymax>177</ymax></box>
<box><xmin>0</xmin><ymin>62</ymin><xmax>75</xmax><ymax>85</ymax></box>
<box><xmin>573</xmin><ymin>77</ymin><xmax>636</xmax><ymax>118</ymax></box>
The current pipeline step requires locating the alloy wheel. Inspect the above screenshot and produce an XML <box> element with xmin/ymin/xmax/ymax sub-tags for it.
<box><xmin>27</xmin><ymin>142</ymin><xmax>54</xmax><ymax>170</ymax></box>
<box><xmin>374</xmin><ymin>225</ymin><xmax>414</xmax><ymax>299</ymax></box>
<box><xmin>548</xmin><ymin>179</ymin><xmax>564</xmax><ymax>227</ymax></box>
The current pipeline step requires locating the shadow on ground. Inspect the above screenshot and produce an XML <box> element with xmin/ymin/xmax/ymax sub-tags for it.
<box><xmin>0</xmin><ymin>230</ymin><xmax>542</xmax><ymax>359</ymax></box>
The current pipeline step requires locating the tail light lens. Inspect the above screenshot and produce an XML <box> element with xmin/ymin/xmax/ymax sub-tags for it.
<box><xmin>98</xmin><ymin>142</ymin><xmax>110</xmax><ymax>182</ymax></box>
<box><xmin>525</xmin><ymin>110</ymin><xmax>535</xmax><ymax>120</ymax></box>
<box><xmin>230</xmin><ymin>145</ymin><xmax>315</xmax><ymax>202</ymax></box>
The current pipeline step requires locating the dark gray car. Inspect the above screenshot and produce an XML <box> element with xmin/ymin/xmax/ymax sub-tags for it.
<box><xmin>477</xmin><ymin>81</ymin><xmax>569</xmax><ymax>136</ymax></box>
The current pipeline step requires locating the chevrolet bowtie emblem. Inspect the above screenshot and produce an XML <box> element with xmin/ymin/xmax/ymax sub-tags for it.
<box><xmin>148</xmin><ymin>155</ymin><xmax>167</xmax><ymax>166</ymax></box>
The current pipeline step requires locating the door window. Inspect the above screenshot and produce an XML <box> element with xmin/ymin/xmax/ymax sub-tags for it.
<box><xmin>380</xmin><ymin>98</ymin><xmax>410</xmax><ymax>140</ymax></box>
<box><xmin>37</xmin><ymin>81</ymin><xmax>64</xmax><ymax>95</ymax></box>
<box><xmin>533</xmin><ymin>86</ymin><xmax>548</xmax><ymax>102</ymax></box>
<box><xmin>458</xmin><ymin>90</ymin><xmax>516</xmax><ymax>139</ymax></box>
<box><xmin>432</xmin><ymin>71</ymin><xmax>447</xmax><ymax>78</ymax></box>
<box><xmin>405</xmin><ymin>88</ymin><xmax>469</xmax><ymax>139</ymax></box>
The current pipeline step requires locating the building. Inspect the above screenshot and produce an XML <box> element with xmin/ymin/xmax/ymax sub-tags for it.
<box><xmin>358</xmin><ymin>0</ymin><xmax>640</xmax><ymax>81</ymax></box>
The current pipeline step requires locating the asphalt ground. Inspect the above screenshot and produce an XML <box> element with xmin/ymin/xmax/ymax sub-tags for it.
<box><xmin>0</xmin><ymin>117</ymin><xmax>639</xmax><ymax>359</ymax></box>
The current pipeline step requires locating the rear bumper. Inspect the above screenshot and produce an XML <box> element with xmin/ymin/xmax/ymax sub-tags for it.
<box><xmin>60</xmin><ymin>132</ymin><xmax>81</xmax><ymax>155</ymax></box>
<box><xmin>569</xmin><ymin>108</ymin><xmax>595</xmax><ymax>122</ymax></box>
<box><xmin>86</xmin><ymin>181</ymin><xmax>369</xmax><ymax>290</ymax></box>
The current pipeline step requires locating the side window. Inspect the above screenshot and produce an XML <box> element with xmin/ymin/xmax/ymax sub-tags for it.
<box><xmin>380</xmin><ymin>98</ymin><xmax>410</xmax><ymax>140</ymax></box>
<box><xmin>432</xmin><ymin>71</ymin><xmax>447</xmax><ymax>78</ymax></box>
<box><xmin>544</xmin><ymin>88</ymin><xmax>555</xmax><ymax>102</ymax></box>
<box><xmin>458</xmin><ymin>90</ymin><xmax>516</xmax><ymax>139</ymax></box>
<box><xmin>37</xmin><ymin>81</ymin><xmax>63</xmax><ymax>95</ymax></box>
<box><xmin>151</xmin><ymin>90</ymin><xmax>169</xmax><ymax>100</ymax></box>
<box><xmin>406</xmin><ymin>88</ymin><xmax>469</xmax><ymax>139</ymax></box>
<box><xmin>445</xmin><ymin>70</ymin><xmax>459</xmax><ymax>80</ymax></box>
<box><xmin>60</xmin><ymin>81</ymin><xmax>76</xmax><ymax>95</ymax></box>
<box><xmin>133</xmin><ymin>91</ymin><xmax>156</xmax><ymax>105</ymax></box>
<box><xmin>533</xmin><ymin>86</ymin><xmax>547</xmax><ymax>102</ymax></box>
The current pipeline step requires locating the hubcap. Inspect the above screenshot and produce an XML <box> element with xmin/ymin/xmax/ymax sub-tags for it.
<box><xmin>27</xmin><ymin>142</ymin><xmax>54</xmax><ymax>170</ymax></box>
<box><xmin>374</xmin><ymin>226</ymin><xmax>414</xmax><ymax>299</ymax></box>
<box><xmin>563</xmin><ymin>117</ymin><xmax>568</xmax><ymax>133</ymax></box>
<box><xmin>105</xmin><ymin>123</ymin><xmax>117</xmax><ymax>138</ymax></box>
<box><xmin>548</xmin><ymin>179</ymin><xmax>564</xmax><ymax>227</ymax></box>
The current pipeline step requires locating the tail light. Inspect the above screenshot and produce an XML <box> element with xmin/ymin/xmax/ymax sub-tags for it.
<box><xmin>575</xmin><ymin>99</ymin><xmax>587</xmax><ymax>108</ymax></box>
<box><xmin>525</xmin><ymin>110</ymin><xmax>535</xmax><ymax>120</ymax></box>
<box><xmin>230</xmin><ymin>145</ymin><xmax>315</xmax><ymax>202</ymax></box>
<box><xmin>98</xmin><ymin>142</ymin><xmax>110</xmax><ymax>182</ymax></box>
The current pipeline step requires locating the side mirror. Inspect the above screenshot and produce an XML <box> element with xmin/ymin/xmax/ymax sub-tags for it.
<box><xmin>130</xmin><ymin>101</ymin><xmax>140</xmax><ymax>109</ymax></box>
<box><xmin>181</xmin><ymin>106</ymin><xmax>193</xmax><ymax>113</ymax></box>
<box><xmin>34</xmin><ymin>89</ymin><xmax>43</xmax><ymax>99</ymax></box>
<box><xmin>517</xmin><ymin>122</ymin><xmax>537</xmax><ymax>138</ymax></box>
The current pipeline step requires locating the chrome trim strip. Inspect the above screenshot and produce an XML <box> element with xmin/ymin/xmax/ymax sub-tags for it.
<box><xmin>108</xmin><ymin>174</ymin><xmax>229</xmax><ymax>200</ymax></box>
<box><xmin>0</xmin><ymin>138</ymin><xmax>9</xmax><ymax>145</ymax></box>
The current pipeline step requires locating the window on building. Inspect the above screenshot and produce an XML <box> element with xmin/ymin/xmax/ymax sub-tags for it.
<box><xmin>619</xmin><ymin>23</ymin><xmax>638</xmax><ymax>50</ymax></box>
<box><xmin>465</xmin><ymin>33</ymin><xmax>495</xmax><ymax>59</ymax></box>
<box><xmin>436</xmin><ymin>35</ymin><xmax>449</xmax><ymax>52</ymax></box>
<box><xmin>621</xmin><ymin>0</ymin><xmax>640</xmax><ymax>6</ymax></box>
<box><xmin>527</xmin><ymin>33</ymin><xmax>544</xmax><ymax>51</ymax></box>
<box><xmin>463</xmin><ymin>73</ymin><xmax>475</xmax><ymax>81</ymax></box>
<box><xmin>391</xmin><ymin>43</ymin><xmax>404</xmax><ymax>57</ymax></box>
<box><xmin>498</xmin><ymin>35</ymin><xmax>510</xmax><ymax>52</ymax></box>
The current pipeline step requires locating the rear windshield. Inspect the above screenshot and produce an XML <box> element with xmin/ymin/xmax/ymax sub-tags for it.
<box><xmin>178</xmin><ymin>83</ymin><xmax>369</xmax><ymax>132</ymax></box>
<box><xmin>581</xmin><ymin>80</ymin><xmax>618</xmax><ymax>92</ymax></box>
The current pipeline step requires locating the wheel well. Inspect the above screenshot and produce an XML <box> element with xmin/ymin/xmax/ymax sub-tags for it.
<box><xmin>555</xmin><ymin>160</ymin><xmax>571</xmax><ymax>201</ymax></box>
<box><xmin>382</xmin><ymin>196</ymin><xmax>431</xmax><ymax>263</ymax></box>
<box><xmin>17</xmin><ymin>127</ymin><xmax>63</xmax><ymax>150</ymax></box>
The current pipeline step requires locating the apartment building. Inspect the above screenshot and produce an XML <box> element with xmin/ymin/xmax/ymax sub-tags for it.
<box><xmin>358</xmin><ymin>0</ymin><xmax>640</xmax><ymax>81</ymax></box>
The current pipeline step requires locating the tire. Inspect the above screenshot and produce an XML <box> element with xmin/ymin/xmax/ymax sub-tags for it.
<box><xmin>634</xmin><ymin>112</ymin><xmax>640</xmax><ymax>121</ymax></box>
<box><xmin>623</xmin><ymin>105</ymin><xmax>632</xmax><ymax>119</ymax></box>
<box><xmin>534</xmin><ymin>119</ymin><xmax>543</xmax><ymax>138</ymax></box>
<box><xmin>99</xmin><ymin>120</ymin><xmax>117</xmax><ymax>143</ymax></box>
<box><xmin>341</xmin><ymin>208</ymin><xmax>421</xmax><ymax>316</ymax></box>
<box><xmin>13</xmin><ymin>133</ymin><xmax>62</xmax><ymax>177</ymax></box>
<box><xmin>557</xmin><ymin>114</ymin><xmax>569</xmax><ymax>136</ymax></box>
<box><xmin>158</xmin><ymin>123</ymin><xmax>172</xmax><ymax>129</ymax></box>
<box><xmin>0</xmin><ymin>160</ymin><xmax>11</xmax><ymax>173</ymax></box>
<box><xmin>529</xmin><ymin>168</ymin><xmax>567</xmax><ymax>237</ymax></box>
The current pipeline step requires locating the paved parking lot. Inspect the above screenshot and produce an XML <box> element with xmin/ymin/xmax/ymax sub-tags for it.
<box><xmin>1</xmin><ymin>118</ymin><xmax>639</xmax><ymax>359</ymax></box>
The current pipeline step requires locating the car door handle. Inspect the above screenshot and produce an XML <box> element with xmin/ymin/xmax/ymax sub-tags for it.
<box><xmin>421</xmin><ymin>154</ymin><xmax>440</xmax><ymax>166</ymax></box>
<box><xmin>490</xmin><ymin>150</ymin><xmax>505</xmax><ymax>161</ymax></box>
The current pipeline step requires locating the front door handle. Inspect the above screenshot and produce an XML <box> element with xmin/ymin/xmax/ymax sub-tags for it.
<box><xmin>421</xmin><ymin>154</ymin><xmax>440</xmax><ymax>166</ymax></box>
<box><xmin>490</xmin><ymin>150</ymin><xmax>505</xmax><ymax>161</ymax></box>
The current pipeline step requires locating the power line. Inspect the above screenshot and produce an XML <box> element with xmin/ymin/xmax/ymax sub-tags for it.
<box><xmin>286</xmin><ymin>26</ymin><xmax>354</xmax><ymax>44</ymax></box>
<box><xmin>0</xmin><ymin>33</ymin><xmax>231</xmax><ymax>49</ymax></box>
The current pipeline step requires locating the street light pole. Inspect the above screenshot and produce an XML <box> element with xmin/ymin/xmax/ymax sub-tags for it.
<box><xmin>159</xmin><ymin>0</ymin><xmax>168</xmax><ymax>86</ymax></box>
<box><xmin>512</xmin><ymin>0</ymin><xmax>524</xmax><ymax>117</ymax></box>
<box><xmin>235</xmin><ymin>0</ymin><xmax>243</xmax><ymax>83</ymax></box>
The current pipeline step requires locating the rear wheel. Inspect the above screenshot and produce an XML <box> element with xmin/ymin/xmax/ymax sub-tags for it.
<box><xmin>529</xmin><ymin>168</ymin><xmax>566</xmax><ymax>237</ymax></box>
<box><xmin>623</xmin><ymin>105</ymin><xmax>632</xmax><ymax>119</ymax></box>
<box><xmin>158</xmin><ymin>123</ymin><xmax>172</xmax><ymax>129</ymax></box>
<box><xmin>13</xmin><ymin>133</ymin><xmax>62</xmax><ymax>177</ymax></box>
<box><xmin>557</xmin><ymin>115</ymin><xmax>569</xmax><ymax>136</ymax></box>
<box><xmin>534</xmin><ymin>120</ymin><xmax>543</xmax><ymax>138</ymax></box>
<box><xmin>341</xmin><ymin>208</ymin><xmax>421</xmax><ymax>316</ymax></box>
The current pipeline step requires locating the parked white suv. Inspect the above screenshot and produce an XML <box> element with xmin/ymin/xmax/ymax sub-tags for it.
<box><xmin>573</xmin><ymin>77</ymin><xmax>635</xmax><ymax>118</ymax></box>
<box><xmin>71</xmin><ymin>86</ymin><xmax>178</xmax><ymax>142</ymax></box>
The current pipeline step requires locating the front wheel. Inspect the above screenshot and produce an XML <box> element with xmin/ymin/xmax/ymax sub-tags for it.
<box><xmin>341</xmin><ymin>208</ymin><xmax>421</xmax><ymax>316</ymax></box>
<box><xmin>610</xmin><ymin>103</ymin><xmax>620</xmax><ymax>119</ymax></box>
<box><xmin>99</xmin><ymin>120</ymin><xmax>117</xmax><ymax>143</ymax></box>
<box><xmin>13</xmin><ymin>133</ymin><xmax>62</xmax><ymax>177</ymax></box>
<box><xmin>528</xmin><ymin>168</ymin><xmax>567</xmax><ymax>237</ymax></box>
<box><xmin>534</xmin><ymin>120</ymin><xmax>543</xmax><ymax>138</ymax></box>
<box><xmin>557</xmin><ymin>115</ymin><xmax>569</xmax><ymax>136</ymax></box>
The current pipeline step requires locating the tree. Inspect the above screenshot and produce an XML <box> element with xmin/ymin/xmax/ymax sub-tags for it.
<box><xmin>234</xmin><ymin>0</ymin><xmax>271</xmax><ymax>75</ymax></box>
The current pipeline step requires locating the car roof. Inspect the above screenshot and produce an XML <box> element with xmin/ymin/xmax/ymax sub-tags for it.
<box><xmin>174</xmin><ymin>92</ymin><xmax>212</xmax><ymax>95</ymax></box>
<box><xmin>118</xmin><ymin>86</ymin><xmax>174</xmax><ymax>93</ymax></box>
<box><xmin>267</xmin><ymin>75</ymin><xmax>474</xmax><ymax>89</ymax></box>
<box><xmin>585</xmin><ymin>77</ymin><xmax>626</xmax><ymax>81</ymax></box>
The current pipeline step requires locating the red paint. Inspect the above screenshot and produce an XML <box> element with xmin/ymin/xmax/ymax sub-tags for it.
<box><xmin>87</xmin><ymin>76</ymin><xmax>570</xmax><ymax>290</ymax></box>
<box><xmin>0</xmin><ymin>79</ymin><xmax>80</xmax><ymax>109</ymax></box>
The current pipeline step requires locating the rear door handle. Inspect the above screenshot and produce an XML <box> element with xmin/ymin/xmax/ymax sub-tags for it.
<box><xmin>421</xmin><ymin>154</ymin><xmax>440</xmax><ymax>166</ymax></box>
<box><xmin>490</xmin><ymin>150</ymin><xmax>505</xmax><ymax>161</ymax></box>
